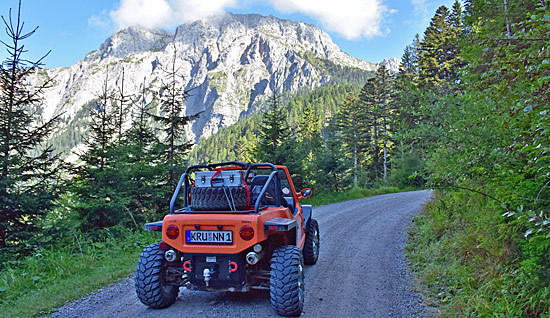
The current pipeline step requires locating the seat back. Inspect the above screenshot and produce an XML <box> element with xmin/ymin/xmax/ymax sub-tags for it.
<box><xmin>250</xmin><ymin>175</ymin><xmax>288</xmax><ymax>207</ymax></box>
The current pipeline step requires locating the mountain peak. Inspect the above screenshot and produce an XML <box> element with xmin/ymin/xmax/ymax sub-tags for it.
<box><xmin>42</xmin><ymin>13</ymin><xmax>376</xmax><ymax>155</ymax></box>
<box><xmin>85</xmin><ymin>26</ymin><xmax>173</xmax><ymax>61</ymax></box>
<box><xmin>378</xmin><ymin>57</ymin><xmax>401</xmax><ymax>73</ymax></box>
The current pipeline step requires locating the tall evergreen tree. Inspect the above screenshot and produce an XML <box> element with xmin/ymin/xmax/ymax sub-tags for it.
<box><xmin>120</xmin><ymin>77</ymin><xmax>167</xmax><ymax>224</ymax></box>
<box><xmin>335</xmin><ymin>92</ymin><xmax>366</xmax><ymax>187</ymax></box>
<box><xmin>296</xmin><ymin>104</ymin><xmax>323</xmax><ymax>188</ymax></box>
<box><xmin>358</xmin><ymin>79</ymin><xmax>381</xmax><ymax>179</ymax></box>
<box><xmin>72</xmin><ymin>71</ymin><xmax>126</xmax><ymax>233</ymax></box>
<box><xmin>0</xmin><ymin>1</ymin><xmax>63</xmax><ymax>253</ymax></box>
<box><xmin>153</xmin><ymin>46</ymin><xmax>200</xmax><ymax>185</ymax></box>
<box><xmin>316</xmin><ymin>118</ymin><xmax>349</xmax><ymax>192</ymax></box>
<box><xmin>418</xmin><ymin>6</ymin><xmax>452</xmax><ymax>90</ymax></box>
<box><xmin>373</xmin><ymin>65</ymin><xmax>393</xmax><ymax>180</ymax></box>
<box><xmin>256</xmin><ymin>89</ymin><xmax>293</xmax><ymax>165</ymax></box>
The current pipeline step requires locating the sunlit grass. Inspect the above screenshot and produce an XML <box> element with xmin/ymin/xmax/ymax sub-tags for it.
<box><xmin>407</xmin><ymin>191</ymin><xmax>550</xmax><ymax>317</ymax></box>
<box><xmin>302</xmin><ymin>186</ymin><xmax>415</xmax><ymax>207</ymax></box>
<box><xmin>0</xmin><ymin>230</ymin><xmax>159</xmax><ymax>318</ymax></box>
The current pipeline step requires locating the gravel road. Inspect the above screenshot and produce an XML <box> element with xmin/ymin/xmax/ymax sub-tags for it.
<box><xmin>49</xmin><ymin>190</ymin><xmax>432</xmax><ymax>318</ymax></box>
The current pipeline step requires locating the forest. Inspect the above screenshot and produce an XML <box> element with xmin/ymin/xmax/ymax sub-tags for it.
<box><xmin>1</xmin><ymin>0</ymin><xmax>550</xmax><ymax>316</ymax></box>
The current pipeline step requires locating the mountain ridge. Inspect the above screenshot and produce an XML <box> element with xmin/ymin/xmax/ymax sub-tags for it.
<box><xmin>36</xmin><ymin>13</ymin><xmax>399</xmax><ymax>155</ymax></box>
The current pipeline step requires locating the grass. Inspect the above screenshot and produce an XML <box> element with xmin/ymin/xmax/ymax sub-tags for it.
<box><xmin>0</xmin><ymin>229</ymin><xmax>159</xmax><ymax>318</ymax></box>
<box><xmin>407</xmin><ymin>190</ymin><xmax>550</xmax><ymax>317</ymax></box>
<box><xmin>301</xmin><ymin>186</ymin><xmax>416</xmax><ymax>207</ymax></box>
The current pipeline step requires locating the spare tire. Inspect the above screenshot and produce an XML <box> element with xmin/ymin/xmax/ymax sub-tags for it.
<box><xmin>190</xmin><ymin>187</ymin><xmax>249</xmax><ymax>211</ymax></box>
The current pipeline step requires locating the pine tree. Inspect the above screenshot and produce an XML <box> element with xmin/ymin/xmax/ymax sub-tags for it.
<box><xmin>114</xmin><ymin>67</ymin><xmax>130</xmax><ymax>144</ymax></box>
<box><xmin>120</xmin><ymin>77</ymin><xmax>167</xmax><ymax>224</ymax></box>
<box><xmin>373</xmin><ymin>65</ymin><xmax>393</xmax><ymax>180</ymax></box>
<box><xmin>316</xmin><ymin>118</ymin><xmax>350</xmax><ymax>192</ymax></box>
<box><xmin>256</xmin><ymin>89</ymin><xmax>293</xmax><ymax>164</ymax></box>
<box><xmin>153</xmin><ymin>46</ymin><xmax>200</xmax><ymax>185</ymax></box>
<box><xmin>72</xmin><ymin>71</ymin><xmax>125</xmax><ymax>233</ymax></box>
<box><xmin>84</xmin><ymin>71</ymin><xmax>116</xmax><ymax>170</ymax></box>
<box><xmin>335</xmin><ymin>92</ymin><xmax>366</xmax><ymax>187</ymax></box>
<box><xmin>0</xmin><ymin>1</ymin><xmax>63</xmax><ymax>252</ymax></box>
<box><xmin>418</xmin><ymin>6</ymin><xmax>451</xmax><ymax>90</ymax></box>
<box><xmin>297</xmin><ymin>104</ymin><xmax>322</xmax><ymax>188</ymax></box>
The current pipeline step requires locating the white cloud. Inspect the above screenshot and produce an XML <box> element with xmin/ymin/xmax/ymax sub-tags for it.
<box><xmin>411</xmin><ymin>0</ymin><xmax>428</xmax><ymax>19</ymax></box>
<box><xmin>105</xmin><ymin>0</ymin><xmax>389</xmax><ymax>40</ymax></box>
<box><xmin>110</xmin><ymin>0</ymin><xmax>237</xmax><ymax>30</ymax></box>
<box><xmin>269</xmin><ymin>0</ymin><xmax>388</xmax><ymax>39</ymax></box>
<box><xmin>88</xmin><ymin>10</ymin><xmax>112</xmax><ymax>29</ymax></box>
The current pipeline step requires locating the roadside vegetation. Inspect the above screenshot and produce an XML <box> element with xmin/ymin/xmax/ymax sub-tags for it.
<box><xmin>400</xmin><ymin>0</ymin><xmax>550</xmax><ymax>316</ymax></box>
<box><xmin>0</xmin><ymin>229</ymin><xmax>159</xmax><ymax>318</ymax></box>
<box><xmin>302</xmin><ymin>186</ymin><xmax>414</xmax><ymax>207</ymax></box>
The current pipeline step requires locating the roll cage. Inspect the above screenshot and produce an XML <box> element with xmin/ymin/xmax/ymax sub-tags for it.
<box><xmin>169</xmin><ymin>161</ymin><xmax>285</xmax><ymax>214</ymax></box>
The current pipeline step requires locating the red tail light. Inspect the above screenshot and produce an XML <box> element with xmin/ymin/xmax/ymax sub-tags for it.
<box><xmin>166</xmin><ymin>225</ymin><xmax>179</xmax><ymax>240</ymax></box>
<box><xmin>240</xmin><ymin>225</ymin><xmax>254</xmax><ymax>241</ymax></box>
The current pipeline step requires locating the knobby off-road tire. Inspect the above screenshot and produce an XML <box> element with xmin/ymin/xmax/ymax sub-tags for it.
<box><xmin>190</xmin><ymin>187</ymin><xmax>248</xmax><ymax>211</ymax></box>
<box><xmin>135</xmin><ymin>242</ymin><xmax>179</xmax><ymax>309</ymax></box>
<box><xmin>270</xmin><ymin>245</ymin><xmax>305</xmax><ymax>317</ymax></box>
<box><xmin>303</xmin><ymin>218</ymin><xmax>320</xmax><ymax>265</ymax></box>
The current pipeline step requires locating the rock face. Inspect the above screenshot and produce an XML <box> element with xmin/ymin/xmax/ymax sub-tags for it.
<box><xmin>377</xmin><ymin>57</ymin><xmax>401</xmax><ymax>74</ymax></box>
<box><xmin>39</xmin><ymin>13</ymin><xmax>389</xmax><ymax>146</ymax></box>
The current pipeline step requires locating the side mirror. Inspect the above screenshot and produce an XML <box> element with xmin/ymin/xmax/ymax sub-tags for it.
<box><xmin>298</xmin><ymin>188</ymin><xmax>312</xmax><ymax>200</ymax></box>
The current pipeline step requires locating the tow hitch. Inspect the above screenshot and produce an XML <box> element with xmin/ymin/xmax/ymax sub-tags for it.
<box><xmin>203</xmin><ymin>268</ymin><xmax>215</xmax><ymax>287</ymax></box>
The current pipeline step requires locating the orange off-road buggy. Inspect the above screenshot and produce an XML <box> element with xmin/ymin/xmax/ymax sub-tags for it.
<box><xmin>135</xmin><ymin>161</ymin><xmax>320</xmax><ymax>316</ymax></box>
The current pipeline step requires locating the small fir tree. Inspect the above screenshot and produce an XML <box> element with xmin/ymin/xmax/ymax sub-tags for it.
<box><xmin>153</xmin><ymin>46</ymin><xmax>200</xmax><ymax>185</ymax></box>
<box><xmin>256</xmin><ymin>89</ymin><xmax>293</xmax><ymax>164</ymax></box>
<box><xmin>0</xmin><ymin>1</ymin><xmax>63</xmax><ymax>254</ymax></box>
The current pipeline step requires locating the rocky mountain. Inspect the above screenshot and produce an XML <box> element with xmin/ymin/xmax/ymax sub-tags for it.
<box><xmin>378</xmin><ymin>57</ymin><xmax>401</xmax><ymax>73</ymax></box>
<box><xmin>37</xmin><ymin>13</ymin><xmax>396</xmax><ymax>153</ymax></box>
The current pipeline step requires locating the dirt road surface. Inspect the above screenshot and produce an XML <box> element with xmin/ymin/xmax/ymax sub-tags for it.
<box><xmin>49</xmin><ymin>190</ymin><xmax>432</xmax><ymax>318</ymax></box>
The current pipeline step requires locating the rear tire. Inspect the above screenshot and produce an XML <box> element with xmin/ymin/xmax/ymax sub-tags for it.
<box><xmin>135</xmin><ymin>242</ymin><xmax>179</xmax><ymax>309</ymax></box>
<box><xmin>190</xmin><ymin>187</ymin><xmax>248</xmax><ymax>211</ymax></box>
<box><xmin>270</xmin><ymin>245</ymin><xmax>305</xmax><ymax>317</ymax></box>
<box><xmin>303</xmin><ymin>218</ymin><xmax>320</xmax><ymax>265</ymax></box>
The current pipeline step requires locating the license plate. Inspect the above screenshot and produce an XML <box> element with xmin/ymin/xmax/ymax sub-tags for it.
<box><xmin>185</xmin><ymin>230</ymin><xmax>233</xmax><ymax>244</ymax></box>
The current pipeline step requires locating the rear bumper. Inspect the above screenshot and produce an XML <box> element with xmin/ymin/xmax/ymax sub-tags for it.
<box><xmin>183</xmin><ymin>252</ymin><xmax>248</xmax><ymax>291</ymax></box>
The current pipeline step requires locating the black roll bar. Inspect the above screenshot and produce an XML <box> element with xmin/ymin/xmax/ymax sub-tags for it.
<box><xmin>170</xmin><ymin>173</ymin><xmax>187</xmax><ymax>214</ymax></box>
<box><xmin>170</xmin><ymin>162</ymin><xmax>281</xmax><ymax>214</ymax></box>
<box><xmin>207</xmin><ymin>161</ymin><xmax>249</xmax><ymax>170</ymax></box>
<box><xmin>184</xmin><ymin>164</ymin><xmax>211</xmax><ymax>174</ymax></box>
<box><xmin>254</xmin><ymin>170</ymin><xmax>279</xmax><ymax>213</ymax></box>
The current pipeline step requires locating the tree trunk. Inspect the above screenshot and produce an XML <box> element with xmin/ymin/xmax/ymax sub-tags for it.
<box><xmin>118</xmin><ymin>68</ymin><xmax>125</xmax><ymax>144</ymax></box>
<box><xmin>353</xmin><ymin>120</ymin><xmax>358</xmax><ymax>187</ymax></box>
<box><xmin>503</xmin><ymin>0</ymin><xmax>512</xmax><ymax>36</ymax></box>
<box><xmin>383</xmin><ymin>114</ymin><xmax>387</xmax><ymax>180</ymax></box>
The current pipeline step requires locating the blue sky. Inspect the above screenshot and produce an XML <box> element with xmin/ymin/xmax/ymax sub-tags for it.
<box><xmin>0</xmin><ymin>0</ymin><xmax>455</xmax><ymax>69</ymax></box>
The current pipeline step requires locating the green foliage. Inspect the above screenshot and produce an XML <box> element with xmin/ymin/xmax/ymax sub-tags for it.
<box><xmin>301</xmin><ymin>186</ymin><xmax>407</xmax><ymax>207</ymax></box>
<box><xmin>0</xmin><ymin>1</ymin><xmax>64</xmax><ymax>258</ymax></box>
<box><xmin>255</xmin><ymin>89</ymin><xmax>293</xmax><ymax>164</ymax></box>
<box><xmin>0</xmin><ymin>228</ymin><xmax>159</xmax><ymax>318</ymax></box>
<box><xmin>404</xmin><ymin>0</ymin><xmax>550</xmax><ymax>316</ymax></box>
<box><xmin>409</xmin><ymin>191</ymin><xmax>550</xmax><ymax>317</ymax></box>
<box><xmin>152</xmin><ymin>47</ymin><xmax>201</xmax><ymax>185</ymax></box>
